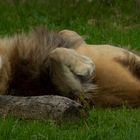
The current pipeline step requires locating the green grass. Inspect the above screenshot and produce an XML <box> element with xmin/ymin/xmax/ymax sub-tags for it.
<box><xmin>1</xmin><ymin>108</ymin><xmax>140</xmax><ymax>140</ymax></box>
<box><xmin>0</xmin><ymin>0</ymin><xmax>140</xmax><ymax>139</ymax></box>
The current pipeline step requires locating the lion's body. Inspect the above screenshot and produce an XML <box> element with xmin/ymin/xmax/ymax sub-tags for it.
<box><xmin>60</xmin><ymin>30</ymin><xmax>140</xmax><ymax>107</ymax></box>
<box><xmin>0</xmin><ymin>28</ymin><xmax>140</xmax><ymax>107</ymax></box>
<box><xmin>75</xmin><ymin>44</ymin><xmax>140</xmax><ymax>107</ymax></box>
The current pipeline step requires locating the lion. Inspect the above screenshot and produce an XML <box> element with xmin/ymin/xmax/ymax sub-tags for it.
<box><xmin>0</xmin><ymin>28</ymin><xmax>140</xmax><ymax>108</ymax></box>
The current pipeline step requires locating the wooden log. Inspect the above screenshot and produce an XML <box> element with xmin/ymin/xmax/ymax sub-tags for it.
<box><xmin>0</xmin><ymin>95</ymin><xmax>85</xmax><ymax>121</ymax></box>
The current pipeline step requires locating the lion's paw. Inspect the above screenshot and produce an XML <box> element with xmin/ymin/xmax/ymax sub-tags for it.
<box><xmin>70</xmin><ymin>55</ymin><xmax>95</xmax><ymax>78</ymax></box>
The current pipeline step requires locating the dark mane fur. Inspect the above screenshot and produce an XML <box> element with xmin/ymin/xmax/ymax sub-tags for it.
<box><xmin>7</xmin><ymin>28</ymin><xmax>78</xmax><ymax>96</ymax></box>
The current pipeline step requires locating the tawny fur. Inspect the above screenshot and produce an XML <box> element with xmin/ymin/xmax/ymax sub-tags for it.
<box><xmin>60</xmin><ymin>30</ymin><xmax>140</xmax><ymax>107</ymax></box>
<box><xmin>0</xmin><ymin>28</ymin><xmax>140</xmax><ymax>108</ymax></box>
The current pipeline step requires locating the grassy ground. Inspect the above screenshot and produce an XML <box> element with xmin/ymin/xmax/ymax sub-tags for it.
<box><xmin>1</xmin><ymin>108</ymin><xmax>140</xmax><ymax>140</ymax></box>
<box><xmin>0</xmin><ymin>0</ymin><xmax>140</xmax><ymax>139</ymax></box>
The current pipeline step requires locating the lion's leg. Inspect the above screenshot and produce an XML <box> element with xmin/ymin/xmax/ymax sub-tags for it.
<box><xmin>59</xmin><ymin>30</ymin><xmax>86</xmax><ymax>48</ymax></box>
<box><xmin>48</xmin><ymin>48</ymin><xmax>96</xmax><ymax>98</ymax></box>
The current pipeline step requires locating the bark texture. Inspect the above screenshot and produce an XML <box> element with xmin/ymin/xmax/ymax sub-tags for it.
<box><xmin>0</xmin><ymin>95</ymin><xmax>85</xmax><ymax>121</ymax></box>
